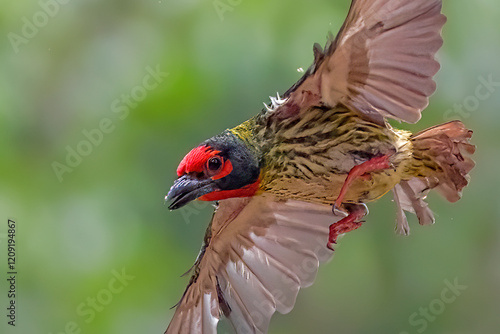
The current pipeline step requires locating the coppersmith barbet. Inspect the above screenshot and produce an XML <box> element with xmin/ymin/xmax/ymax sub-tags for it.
<box><xmin>164</xmin><ymin>0</ymin><xmax>475</xmax><ymax>333</ymax></box>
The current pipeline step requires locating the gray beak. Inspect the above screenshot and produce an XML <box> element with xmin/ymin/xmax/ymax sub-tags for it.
<box><xmin>165</xmin><ymin>174</ymin><xmax>217</xmax><ymax>210</ymax></box>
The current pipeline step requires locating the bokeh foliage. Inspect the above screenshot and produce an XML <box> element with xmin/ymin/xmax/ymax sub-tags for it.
<box><xmin>1</xmin><ymin>0</ymin><xmax>499</xmax><ymax>333</ymax></box>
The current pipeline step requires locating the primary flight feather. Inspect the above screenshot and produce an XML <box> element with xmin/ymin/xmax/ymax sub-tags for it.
<box><xmin>164</xmin><ymin>0</ymin><xmax>475</xmax><ymax>333</ymax></box>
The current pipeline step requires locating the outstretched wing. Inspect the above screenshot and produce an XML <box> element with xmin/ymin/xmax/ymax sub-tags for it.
<box><xmin>274</xmin><ymin>0</ymin><xmax>446</xmax><ymax>125</ymax></box>
<box><xmin>165</xmin><ymin>195</ymin><xmax>343</xmax><ymax>334</ymax></box>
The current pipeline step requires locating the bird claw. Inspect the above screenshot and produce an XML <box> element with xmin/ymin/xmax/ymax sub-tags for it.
<box><xmin>332</xmin><ymin>203</ymin><xmax>348</xmax><ymax>217</ymax></box>
<box><xmin>327</xmin><ymin>203</ymin><xmax>367</xmax><ymax>248</ymax></box>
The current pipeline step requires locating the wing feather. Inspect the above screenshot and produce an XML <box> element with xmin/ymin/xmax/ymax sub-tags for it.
<box><xmin>277</xmin><ymin>0</ymin><xmax>446</xmax><ymax>125</ymax></box>
<box><xmin>165</xmin><ymin>195</ymin><xmax>343</xmax><ymax>333</ymax></box>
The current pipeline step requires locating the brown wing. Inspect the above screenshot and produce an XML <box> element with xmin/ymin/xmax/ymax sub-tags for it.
<box><xmin>165</xmin><ymin>195</ymin><xmax>343</xmax><ymax>334</ymax></box>
<box><xmin>275</xmin><ymin>0</ymin><xmax>446</xmax><ymax>125</ymax></box>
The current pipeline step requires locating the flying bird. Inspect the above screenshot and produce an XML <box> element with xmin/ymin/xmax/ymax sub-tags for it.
<box><xmin>164</xmin><ymin>0</ymin><xmax>475</xmax><ymax>333</ymax></box>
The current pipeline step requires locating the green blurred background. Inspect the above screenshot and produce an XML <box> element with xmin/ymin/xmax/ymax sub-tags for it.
<box><xmin>1</xmin><ymin>0</ymin><xmax>499</xmax><ymax>333</ymax></box>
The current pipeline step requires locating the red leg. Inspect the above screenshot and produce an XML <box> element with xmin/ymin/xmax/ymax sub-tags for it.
<box><xmin>327</xmin><ymin>204</ymin><xmax>367</xmax><ymax>250</ymax></box>
<box><xmin>334</xmin><ymin>155</ymin><xmax>392</xmax><ymax>212</ymax></box>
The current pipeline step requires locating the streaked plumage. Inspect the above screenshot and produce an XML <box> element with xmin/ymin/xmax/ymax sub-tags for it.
<box><xmin>164</xmin><ymin>0</ymin><xmax>475</xmax><ymax>333</ymax></box>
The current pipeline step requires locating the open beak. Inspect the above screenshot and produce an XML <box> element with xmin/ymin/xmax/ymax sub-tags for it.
<box><xmin>165</xmin><ymin>174</ymin><xmax>217</xmax><ymax>210</ymax></box>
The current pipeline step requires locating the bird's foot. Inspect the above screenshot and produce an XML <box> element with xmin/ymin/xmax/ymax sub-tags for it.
<box><xmin>327</xmin><ymin>203</ymin><xmax>368</xmax><ymax>250</ymax></box>
<box><xmin>334</xmin><ymin>154</ymin><xmax>392</xmax><ymax>209</ymax></box>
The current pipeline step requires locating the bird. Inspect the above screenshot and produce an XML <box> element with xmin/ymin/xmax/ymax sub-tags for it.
<box><xmin>164</xmin><ymin>0</ymin><xmax>475</xmax><ymax>333</ymax></box>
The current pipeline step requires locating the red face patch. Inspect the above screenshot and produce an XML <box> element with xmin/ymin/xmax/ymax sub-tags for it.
<box><xmin>176</xmin><ymin>145</ymin><xmax>218</xmax><ymax>176</ymax></box>
<box><xmin>175</xmin><ymin>144</ymin><xmax>260</xmax><ymax>201</ymax></box>
<box><xmin>199</xmin><ymin>178</ymin><xmax>260</xmax><ymax>202</ymax></box>
<box><xmin>176</xmin><ymin>145</ymin><xmax>233</xmax><ymax>180</ymax></box>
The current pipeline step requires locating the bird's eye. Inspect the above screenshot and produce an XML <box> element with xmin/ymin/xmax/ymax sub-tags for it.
<box><xmin>207</xmin><ymin>157</ymin><xmax>223</xmax><ymax>172</ymax></box>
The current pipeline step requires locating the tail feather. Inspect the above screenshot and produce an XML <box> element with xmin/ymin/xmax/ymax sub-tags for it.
<box><xmin>393</xmin><ymin>120</ymin><xmax>475</xmax><ymax>234</ymax></box>
<box><xmin>411</xmin><ymin>120</ymin><xmax>475</xmax><ymax>202</ymax></box>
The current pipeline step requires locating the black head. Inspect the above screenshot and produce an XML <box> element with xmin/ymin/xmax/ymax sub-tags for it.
<box><xmin>166</xmin><ymin>131</ymin><xmax>261</xmax><ymax>210</ymax></box>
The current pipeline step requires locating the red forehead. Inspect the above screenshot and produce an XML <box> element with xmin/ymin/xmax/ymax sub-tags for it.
<box><xmin>176</xmin><ymin>145</ymin><xmax>220</xmax><ymax>176</ymax></box>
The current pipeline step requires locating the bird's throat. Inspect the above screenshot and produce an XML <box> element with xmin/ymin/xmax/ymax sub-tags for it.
<box><xmin>199</xmin><ymin>178</ymin><xmax>261</xmax><ymax>202</ymax></box>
